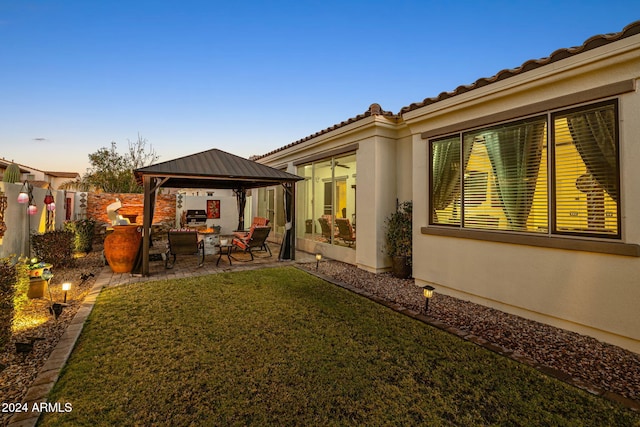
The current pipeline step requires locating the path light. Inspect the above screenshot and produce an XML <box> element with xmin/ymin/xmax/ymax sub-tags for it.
<box><xmin>316</xmin><ymin>253</ymin><xmax>322</xmax><ymax>270</ymax></box>
<box><xmin>62</xmin><ymin>282</ymin><xmax>71</xmax><ymax>303</ymax></box>
<box><xmin>421</xmin><ymin>285</ymin><xmax>435</xmax><ymax>313</ymax></box>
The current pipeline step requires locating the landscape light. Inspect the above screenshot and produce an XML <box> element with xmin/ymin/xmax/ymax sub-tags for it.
<box><xmin>316</xmin><ymin>253</ymin><xmax>322</xmax><ymax>270</ymax></box>
<box><xmin>421</xmin><ymin>285</ymin><xmax>435</xmax><ymax>313</ymax></box>
<box><xmin>62</xmin><ymin>282</ymin><xmax>71</xmax><ymax>303</ymax></box>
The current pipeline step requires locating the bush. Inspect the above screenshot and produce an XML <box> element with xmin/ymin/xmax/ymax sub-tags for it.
<box><xmin>65</xmin><ymin>219</ymin><xmax>96</xmax><ymax>253</ymax></box>
<box><xmin>0</xmin><ymin>258</ymin><xmax>17</xmax><ymax>351</ymax></box>
<box><xmin>384</xmin><ymin>201</ymin><xmax>413</xmax><ymax>265</ymax></box>
<box><xmin>31</xmin><ymin>230</ymin><xmax>75</xmax><ymax>268</ymax></box>
<box><xmin>13</xmin><ymin>262</ymin><xmax>29</xmax><ymax>315</ymax></box>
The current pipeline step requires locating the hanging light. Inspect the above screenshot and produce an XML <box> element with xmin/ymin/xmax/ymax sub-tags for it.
<box><xmin>28</xmin><ymin>204</ymin><xmax>38</xmax><ymax>215</ymax></box>
<box><xmin>44</xmin><ymin>189</ymin><xmax>55</xmax><ymax>211</ymax></box>
<box><xmin>17</xmin><ymin>181</ymin><xmax>30</xmax><ymax>204</ymax></box>
<box><xmin>44</xmin><ymin>189</ymin><xmax>54</xmax><ymax>205</ymax></box>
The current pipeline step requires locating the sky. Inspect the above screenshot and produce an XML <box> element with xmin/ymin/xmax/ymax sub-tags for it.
<box><xmin>1</xmin><ymin>1</ymin><xmax>638</xmax><ymax>174</ymax></box>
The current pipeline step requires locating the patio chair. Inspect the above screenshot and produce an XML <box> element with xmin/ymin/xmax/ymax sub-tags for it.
<box><xmin>233</xmin><ymin>216</ymin><xmax>270</xmax><ymax>239</ymax></box>
<box><xmin>165</xmin><ymin>230</ymin><xmax>205</xmax><ymax>269</ymax></box>
<box><xmin>231</xmin><ymin>226</ymin><xmax>272</xmax><ymax>261</ymax></box>
<box><xmin>335</xmin><ymin>218</ymin><xmax>356</xmax><ymax>247</ymax></box>
<box><xmin>318</xmin><ymin>216</ymin><xmax>337</xmax><ymax>241</ymax></box>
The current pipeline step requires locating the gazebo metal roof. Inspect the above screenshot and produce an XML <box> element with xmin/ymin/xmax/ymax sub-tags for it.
<box><xmin>134</xmin><ymin>148</ymin><xmax>302</xmax><ymax>190</ymax></box>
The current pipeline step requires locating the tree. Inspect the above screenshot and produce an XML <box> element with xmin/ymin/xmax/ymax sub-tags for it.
<box><xmin>81</xmin><ymin>134</ymin><xmax>159</xmax><ymax>193</ymax></box>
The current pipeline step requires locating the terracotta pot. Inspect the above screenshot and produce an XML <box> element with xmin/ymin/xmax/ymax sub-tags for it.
<box><xmin>104</xmin><ymin>225</ymin><xmax>142</xmax><ymax>273</ymax></box>
<box><xmin>391</xmin><ymin>256</ymin><xmax>412</xmax><ymax>279</ymax></box>
<box><xmin>28</xmin><ymin>278</ymin><xmax>48</xmax><ymax>299</ymax></box>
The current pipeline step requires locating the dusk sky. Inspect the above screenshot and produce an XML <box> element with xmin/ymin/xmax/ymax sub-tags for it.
<box><xmin>1</xmin><ymin>1</ymin><xmax>638</xmax><ymax>174</ymax></box>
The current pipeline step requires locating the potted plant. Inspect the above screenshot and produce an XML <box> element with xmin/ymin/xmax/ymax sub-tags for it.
<box><xmin>385</xmin><ymin>201</ymin><xmax>413</xmax><ymax>278</ymax></box>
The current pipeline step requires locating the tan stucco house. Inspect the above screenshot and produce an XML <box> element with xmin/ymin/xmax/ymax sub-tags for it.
<box><xmin>256</xmin><ymin>21</ymin><xmax>640</xmax><ymax>354</ymax></box>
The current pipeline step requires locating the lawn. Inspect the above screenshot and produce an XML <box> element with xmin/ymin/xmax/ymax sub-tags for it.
<box><xmin>41</xmin><ymin>267</ymin><xmax>639</xmax><ymax>426</ymax></box>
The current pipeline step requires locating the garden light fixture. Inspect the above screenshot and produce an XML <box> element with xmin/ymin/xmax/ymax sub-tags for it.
<box><xmin>44</xmin><ymin>189</ymin><xmax>55</xmax><ymax>211</ymax></box>
<box><xmin>50</xmin><ymin>303</ymin><xmax>65</xmax><ymax>319</ymax></box>
<box><xmin>62</xmin><ymin>282</ymin><xmax>71</xmax><ymax>303</ymax></box>
<box><xmin>316</xmin><ymin>253</ymin><xmax>322</xmax><ymax>270</ymax></box>
<box><xmin>17</xmin><ymin>181</ymin><xmax>30</xmax><ymax>204</ymax></box>
<box><xmin>421</xmin><ymin>285</ymin><xmax>435</xmax><ymax>313</ymax></box>
<box><xmin>44</xmin><ymin>190</ymin><xmax>54</xmax><ymax>205</ymax></box>
<box><xmin>17</xmin><ymin>191</ymin><xmax>29</xmax><ymax>204</ymax></box>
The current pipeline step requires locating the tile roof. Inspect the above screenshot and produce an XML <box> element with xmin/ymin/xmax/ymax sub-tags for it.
<box><xmin>255</xmin><ymin>103</ymin><xmax>397</xmax><ymax>160</ymax></box>
<box><xmin>399</xmin><ymin>20</ymin><xmax>640</xmax><ymax>114</ymax></box>
<box><xmin>257</xmin><ymin>20</ymin><xmax>640</xmax><ymax>160</ymax></box>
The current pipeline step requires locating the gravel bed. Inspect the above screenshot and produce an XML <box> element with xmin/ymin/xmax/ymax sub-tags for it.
<box><xmin>302</xmin><ymin>260</ymin><xmax>640</xmax><ymax>404</ymax></box>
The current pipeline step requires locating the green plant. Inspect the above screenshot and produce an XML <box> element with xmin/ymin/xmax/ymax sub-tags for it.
<box><xmin>13</xmin><ymin>260</ymin><xmax>29</xmax><ymax>315</ymax></box>
<box><xmin>65</xmin><ymin>219</ymin><xmax>96</xmax><ymax>253</ymax></box>
<box><xmin>384</xmin><ymin>201</ymin><xmax>412</xmax><ymax>265</ymax></box>
<box><xmin>2</xmin><ymin>162</ymin><xmax>21</xmax><ymax>183</ymax></box>
<box><xmin>31</xmin><ymin>230</ymin><xmax>75</xmax><ymax>268</ymax></box>
<box><xmin>0</xmin><ymin>257</ymin><xmax>17</xmax><ymax>350</ymax></box>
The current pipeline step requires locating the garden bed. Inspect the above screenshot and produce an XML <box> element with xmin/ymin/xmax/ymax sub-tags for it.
<box><xmin>0</xmin><ymin>247</ymin><xmax>104</xmax><ymax>426</ymax></box>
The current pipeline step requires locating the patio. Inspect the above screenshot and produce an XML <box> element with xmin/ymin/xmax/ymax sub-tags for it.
<box><xmin>107</xmin><ymin>239</ymin><xmax>318</xmax><ymax>288</ymax></box>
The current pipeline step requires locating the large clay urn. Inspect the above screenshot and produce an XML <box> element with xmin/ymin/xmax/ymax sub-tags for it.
<box><xmin>104</xmin><ymin>225</ymin><xmax>142</xmax><ymax>273</ymax></box>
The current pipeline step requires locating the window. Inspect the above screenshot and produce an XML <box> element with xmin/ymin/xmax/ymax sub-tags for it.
<box><xmin>296</xmin><ymin>153</ymin><xmax>357</xmax><ymax>248</ymax></box>
<box><xmin>430</xmin><ymin>101</ymin><xmax>619</xmax><ymax>239</ymax></box>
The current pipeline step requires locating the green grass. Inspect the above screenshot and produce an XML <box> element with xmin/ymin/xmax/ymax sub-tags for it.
<box><xmin>41</xmin><ymin>267</ymin><xmax>640</xmax><ymax>426</ymax></box>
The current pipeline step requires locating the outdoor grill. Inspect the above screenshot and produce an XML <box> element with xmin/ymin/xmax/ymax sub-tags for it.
<box><xmin>185</xmin><ymin>209</ymin><xmax>207</xmax><ymax>226</ymax></box>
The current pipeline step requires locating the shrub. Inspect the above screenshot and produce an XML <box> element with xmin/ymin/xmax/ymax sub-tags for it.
<box><xmin>384</xmin><ymin>201</ymin><xmax>413</xmax><ymax>265</ymax></box>
<box><xmin>13</xmin><ymin>261</ymin><xmax>29</xmax><ymax>315</ymax></box>
<box><xmin>31</xmin><ymin>230</ymin><xmax>75</xmax><ymax>268</ymax></box>
<box><xmin>0</xmin><ymin>257</ymin><xmax>17</xmax><ymax>351</ymax></box>
<box><xmin>65</xmin><ymin>219</ymin><xmax>96</xmax><ymax>253</ymax></box>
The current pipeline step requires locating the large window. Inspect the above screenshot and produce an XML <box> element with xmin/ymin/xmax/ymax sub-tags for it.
<box><xmin>430</xmin><ymin>100</ymin><xmax>619</xmax><ymax>239</ymax></box>
<box><xmin>296</xmin><ymin>153</ymin><xmax>357</xmax><ymax>248</ymax></box>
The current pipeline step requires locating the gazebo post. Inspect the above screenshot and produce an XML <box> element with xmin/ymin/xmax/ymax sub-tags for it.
<box><xmin>141</xmin><ymin>176</ymin><xmax>153</xmax><ymax>276</ymax></box>
<box><xmin>234</xmin><ymin>188</ymin><xmax>247</xmax><ymax>231</ymax></box>
<box><xmin>279</xmin><ymin>182</ymin><xmax>296</xmax><ymax>261</ymax></box>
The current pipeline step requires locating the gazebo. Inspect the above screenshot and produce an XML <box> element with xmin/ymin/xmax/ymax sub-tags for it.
<box><xmin>133</xmin><ymin>148</ymin><xmax>303</xmax><ymax>276</ymax></box>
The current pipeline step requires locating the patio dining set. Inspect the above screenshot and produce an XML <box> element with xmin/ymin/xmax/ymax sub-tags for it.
<box><xmin>164</xmin><ymin>216</ymin><xmax>273</xmax><ymax>269</ymax></box>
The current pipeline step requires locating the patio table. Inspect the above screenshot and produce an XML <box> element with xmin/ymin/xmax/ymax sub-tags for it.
<box><xmin>216</xmin><ymin>239</ymin><xmax>234</xmax><ymax>266</ymax></box>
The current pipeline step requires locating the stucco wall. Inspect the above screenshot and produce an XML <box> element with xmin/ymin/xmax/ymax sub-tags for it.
<box><xmin>407</xmin><ymin>35</ymin><xmax>640</xmax><ymax>353</ymax></box>
<box><xmin>0</xmin><ymin>182</ymin><xmax>67</xmax><ymax>259</ymax></box>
